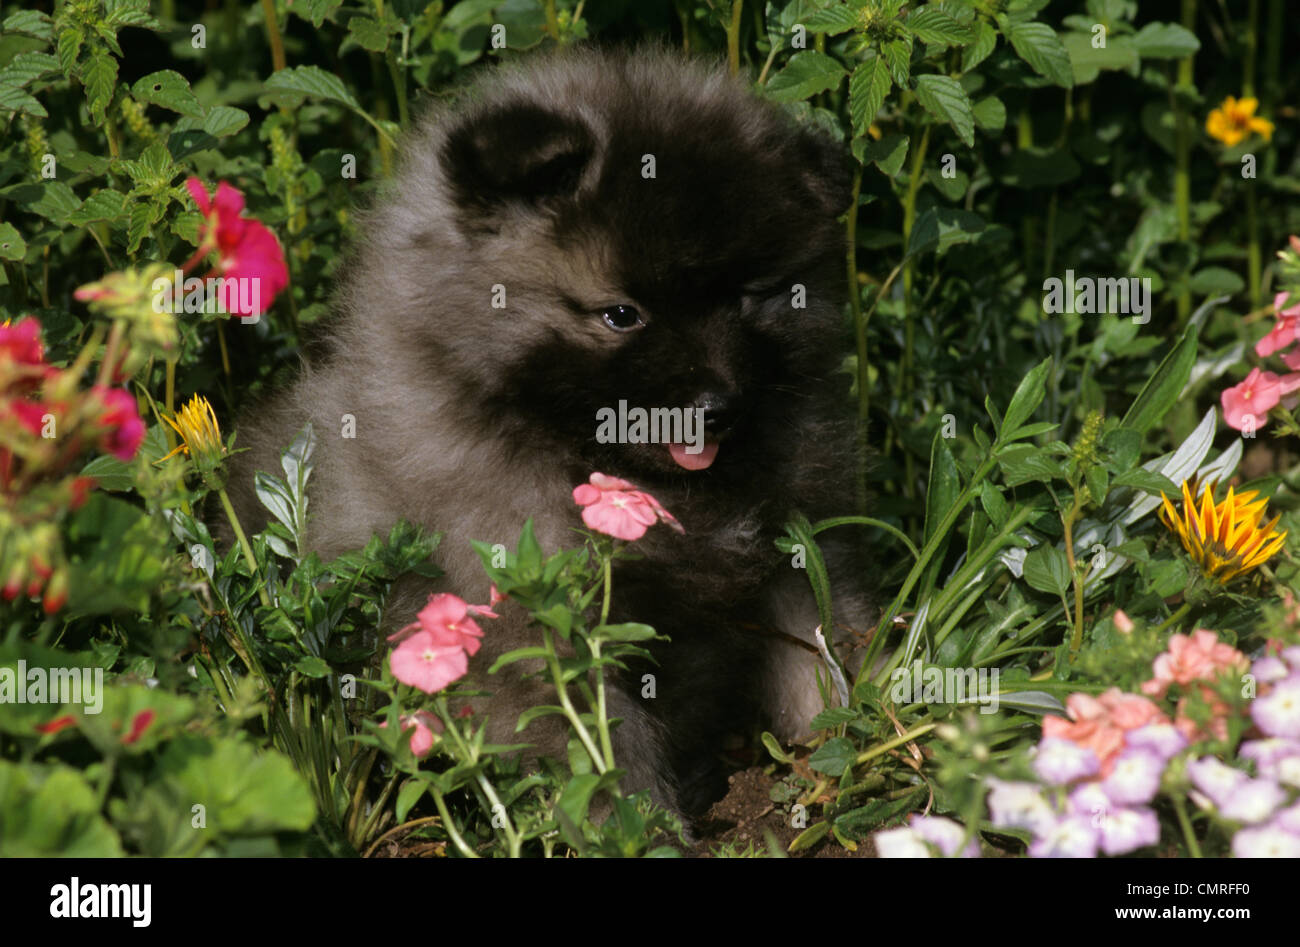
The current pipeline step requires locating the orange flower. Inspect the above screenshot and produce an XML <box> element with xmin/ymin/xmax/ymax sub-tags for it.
<box><xmin>1205</xmin><ymin>95</ymin><xmax>1274</xmax><ymax>147</ymax></box>
<box><xmin>1041</xmin><ymin>689</ymin><xmax>1169</xmax><ymax>777</ymax></box>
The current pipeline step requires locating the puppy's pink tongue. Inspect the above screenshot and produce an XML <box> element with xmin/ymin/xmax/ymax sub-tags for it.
<box><xmin>669</xmin><ymin>441</ymin><xmax>719</xmax><ymax>471</ymax></box>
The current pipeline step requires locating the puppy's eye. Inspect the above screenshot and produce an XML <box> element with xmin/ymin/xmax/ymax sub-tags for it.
<box><xmin>600</xmin><ymin>305</ymin><xmax>644</xmax><ymax>332</ymax></box>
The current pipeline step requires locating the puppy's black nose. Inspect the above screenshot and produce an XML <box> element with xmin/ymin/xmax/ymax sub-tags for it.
<box><xmin>692</xmin><ymin>391</ymin><xmax>741</xmax><ymax>434</ymax></box>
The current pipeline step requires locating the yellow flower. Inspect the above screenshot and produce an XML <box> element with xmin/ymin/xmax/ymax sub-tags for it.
<box><xmin>160</xmin><ymin>395</ymin><xmax>226</xmax><ymax>481</ymax></box>
<box><xmin>1205</xmin><ymin>96</ymin><xmax>1274</xmax><ymax>147</ymax></box>
<box><xmin>1159</xmin><ymin>479</ymin><xmax>1286</xmax><ymax>583</ymax></box>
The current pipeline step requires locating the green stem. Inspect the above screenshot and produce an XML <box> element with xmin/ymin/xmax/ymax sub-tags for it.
<box><xmin>1172</xmin><ymin>794</ymin><xmax>1203</xmax><ymax>858</ymax></box>
<box><xmin>541</xmin><ymin>626</ymin><xmax>606</xmax><ymax>772</ymax></box>
<box><xmin>261</xmin><ymin>0</ymin><xmax>287</xmax><ymax>72</ymax></box>
<box><xmin>726</xmin><ymin>1</ymin><xmax>744</xmax><ymax>77</ymax></box>
<box><xmin>430</xmin><ymin>788</ymin><xmax>479</xmax><ymax>858</ymax></box>
<box><xmin>1154</xmin><ymin>601</ymin><xmax>1192</xmax><ymax>635</ymax></box>
<box><xmin>592</xmin><ymin>555</ymin><xmax>617</xmax><ymax>772</ymax></box>
<box><xmin>218</xmin><ymin>486</ymin><xmax>272</xmax><ymax>608</ymax></box>
<box><xmin>855</xmin><ymin>722</ymin><xmax>937</xmax><ymax>766</ymax></box>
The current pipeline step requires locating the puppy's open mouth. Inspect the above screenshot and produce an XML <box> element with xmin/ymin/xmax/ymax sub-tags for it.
<box><xmin>668</xmin><ymin>439</ymin><xmax>720</xmax><ymax>471</ymax></box>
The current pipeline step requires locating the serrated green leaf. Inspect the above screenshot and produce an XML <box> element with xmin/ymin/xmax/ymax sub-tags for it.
<box><xmin>913</xmin><ymin>73</ymin><xmax>974</xmax><ymax>147</ymax></box>
<box><xmin>802</xmin><ymin>5</ymin><xmax>859</xmax><ymax>35</ymax></box>
<box><xmin>264</xmin><ymin>64</ymin><xmax>361</xmax><ymax>110</ymax></box>
<box><xmin>0</xmin><ymin>84</ymin><xmax>45</xmax><ymax>117</ymax></box>
<box><xmin>83</xmin><ymin>50</ymin><xmax>118</xmax><ymax>120</ymax></box>
<box><xmin>67</xmin><ymin>189</ymin><xmax>128</xmax><ymax>226</ymax></box>
<box><xmin>56</xmin><ymin>27</ymin><xmax>83</xmax><ymax>77</ymax></box>
<box><xmin>764</xmin><ymin>51</ymin><xmax>846</xmax><ymax>103</ymax></box>
<box><xmin>961</xmin><ymin>20</ymin><xmax>997</xmax><ymax>71</ymax></box>
<box><xmin>856</xmin><ymin>132</ymin><xmax>909</xmax><ymax>177</ymax></box>
<box><xmin>203</xmin><ymin>104</ymin><xmax>250</xmax><ymax>137</ymax></box>
<box><xmin>808</xmin><ymin>736</ymin><xmax>855</xmax><ymax>775</ymax></box>
<box><xmin>881</xmin><ymin>35</ymin><xmax>913</xmax><ymax>86</ymax></box>
<box><xmin>348</xmin><ymin>16</ymin><xmax>391</xmax><ymax>52</ymax></box>
<box><xmin>1005</xmin><ymin>21</ymin><xmax>1074</xmax><ymax>87</ymax></box>
<box><xmin>131</xmin><ymin>70</ymin><xmax>203</xmax><ymax>117</ymax></box>
<box><xmin>906</xmin><ymin>5</ymin><xmax>969</xmax><ymax>46</ymax></box>
<box><xmin>3</xmin><ymin>10</ymin><xmax>54</xmax><ymax>41</ymax></box>
<box><xmin>0</xmin><ymin>52</ymin><xmax>60</xmax><ymax>89</ymax></box>
<box><xmin>848</xmin><ymin>57</ymin><xmax>891</xmax><ymax>137</ymax></box>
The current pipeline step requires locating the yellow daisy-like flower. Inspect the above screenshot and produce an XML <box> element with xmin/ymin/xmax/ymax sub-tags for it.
<box><xmin>1205</xmin><ymin>95</ymin><xmax>1275</xmax><ymax>147</ymax></box>
<box><xmin>1159</xmin><ymin>479</ymin><xmax>1286</xmax><ymax>584</ymax></box>
<box><xmin>160</xmin><ymin>394</ymin><xmax>225</xmax><ymax>470</ymax></box>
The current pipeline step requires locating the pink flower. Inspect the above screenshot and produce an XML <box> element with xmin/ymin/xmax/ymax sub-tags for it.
<box><xmin>1221</xmin><ymin>368</ymin><xmax>1282</xmax><ymax>432</ymax></box>
<box><xmin>0</xmin><ymin>317</ymin><xmax>44</xmax><ymax>366</ymax></box>
<box><xmin>89</xmin><ymin>386</ymin><xmax>146</xmax><ymax>461</ymax></box>
<box><xmin>400</xmin><ymin>710</ymin><xmax>442</xmax><ymax>758</ymax></box>
<box><xmin>1141</xmin><ymin>629</ymin><xmax>1249</xmax><ymax>699</ymax></box>
<box><xmin>572</xmin><ymin>472</ymin><xmax>684</xmax><ymax>541</ymax></box>
<box><xmin>390</xmin><ymin>593</ymin><xmax>485</xmax><ymax>655</ymax></box>
<box><xmin>1173</xmin><ymin>685</ymin><xmax>1233</xmax><ymax>743</ymax></box>
<box><xmin>1042</xmin><ymin>689</ymin><xmax>1169</xmax><ymax>777</ymax></box>
<box><xmin>1256</xmin><ymin>292</ymin><xmax>1300</xmax><ymax>357</ymax></box>
<box><xmin>186</xmin><ymin>178</ymin><xmax>289</xmax><ymax>317</ymax></box>
<box><xmin>389</xmin><ymin>630</ymin><xmax>468</xmax><ymax>694</ymax></box>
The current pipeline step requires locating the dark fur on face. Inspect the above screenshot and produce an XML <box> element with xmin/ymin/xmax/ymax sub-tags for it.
<box><xmin>227</xmin><ymin>46</ymin><xmax>872</xmax><ymax>820</ymax></box>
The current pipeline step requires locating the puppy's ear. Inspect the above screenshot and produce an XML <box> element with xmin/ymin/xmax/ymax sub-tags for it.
<box><xmin>795</xmin><ymin>127</ymin><xmax>855</xmax><ymax>217</ymax></box>
<box><xmin>442</xmin><ymin>103</ymin><xmax>594</xmax><ymax>211</ymax></box>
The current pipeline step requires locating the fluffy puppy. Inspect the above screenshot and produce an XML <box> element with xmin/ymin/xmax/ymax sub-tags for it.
<box><xmin>227</xmin><ymin>45</ymin><xmax>871</xmax><ymax>820</ymax></box>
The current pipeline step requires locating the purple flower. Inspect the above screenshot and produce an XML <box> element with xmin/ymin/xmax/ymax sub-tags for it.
<box><xmin>1239</xmin><ymin>738</ymin><xmax>1300</xmax><ymax>787</ymax></box>
<box><xmin>1097</xmin><ymin>806</ymin><xmax>1161</xmax><ymax>856</ymax></box>
<box><xmin>1033</xmin><ymin>738</ymin><xmax>1101</xmax><ymax>785</ymax></box>
<box><xmin>1028</xmin><ymin>814</ymin><xmax>1099</xmax><ymax>858</ymax></box>
<box><xmin>1218</xmin><ymin>778</ymin><xmax>1288</xmax><ymax>824</ymax></box>
<box><xmin>1280</xmin><ymin>645</ymin><xmax>1300</xmax><ymax>670</ymax></box>
<box><xmin>1251</xmin><ymin>656</ymin><xmax>1291</xmax><ymax>684</ymax></box>
<box><xmin>1251</xmin><ymin>679</ymin><xmax>1300</xmax><ymax>739</ymax></box>
<box><xmin>1231</xmin><ymin>824</ymin><xmax>1300</xmax><ymax>857</ymax></box>
<box><xmin>1125</xmin><ymin>723</ymin><xmax>1188</xmax><ymax>760</ymax></box>
<box><xmin>1187</xmin><ymin>757</ymin><xmax>1249</xmax><ymax>807</ymax></box>
<box><xmin>874</xmin><ymin>827</ymin><xmax>932</xmax><ymax>858</ymax></box>
<box><xmin>1101</xmin><ymin>747</ymin><xmax>1166</xmax><ymax>806</ymax></box>
<box><xmin>986</xmin><ymin>779</ymin><xmax>1055</xmax><ymax>835</ymax></box>
<box><xmin>1068</xmin><ymin>782</ymin><xmax>1112</xmax><ymax>823</ymax></box>
<box><xmin>1273</xmin><ymin>801</ymin><xmax>1300</xmax><ymax>834</ymax></box>
<box><xmin>909</xmin><ymin>815</ymin><xmax>980</xmax><ymax>858</ymax></box>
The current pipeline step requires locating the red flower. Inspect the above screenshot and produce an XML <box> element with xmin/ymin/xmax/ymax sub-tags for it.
<box><xmin>121</xmin><ymin>708</ymin><xmax>156</xmax><ymax>745</ymax></box>
<box><xmin>89</xmin><ymin>386</ymin><xmax>146</xmax><ymax>461</ymax></box>
<box><xmin>0</xmin><ymin>318</ymin><xmax>44</xmax><ymax>366</ymax></box>
<box><xmin>186</xmin><ymin>178</ymin><xmax>289</xmax><ymax>317</ymax></box>
<box><xmin>35</xmin><ymin>714</ymin><xmax>77</xmax><ymax>735</ymax></box>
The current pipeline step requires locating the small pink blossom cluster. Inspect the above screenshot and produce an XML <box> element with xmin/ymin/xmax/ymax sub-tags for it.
<box><xmin>572</xmin><ymin>473</ymin><xmax>682</xmax><ymax>542</ymax></box>
<box><xmin>1</xmin><ymin>317</ymin><xmax>146</xmax><ymax>612</ymax></box>
<box><xmin>385</xmin><ymin>588</ymin><xmax>502</xmax><ymax>757</ymax></box>
<box><xmin>1221</xmin><ymin>268</ymin><xmax>1300</xmax><ymax>432</ymax></box>
<box><xmin>1140</xmin><ymin>629</ymin><xmax>1250</xmax><ymax>741</ymax></box>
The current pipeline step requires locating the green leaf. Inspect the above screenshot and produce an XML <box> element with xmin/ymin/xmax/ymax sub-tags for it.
<box><xmin>913</xmin><ymin>74</ymin><xmax>974</xmax><ymax>147</ymax></box>
<box><xmin>1111</xmin><ymin>468</ymin><xmax>1178</xmax><ymax>496</ymax></box>
<box><xmin>348</xmin><ymin>16</ymin><xmax>391</xmax><ymax>52</ymax></box>
<box><xmin>1120</xmin><ymin>324</ymin><xmax>1198</xmax><ymax>436</ymax></box>
<box><xmin>809</xmin><ymin>706</ymin><xmax>859</xmax><ymax>730</ymax></box>
<box><xmin>1062</xmin><ymin>31</ymin><xmax>1139</xmax><ymax>84</ymax></box>
<box><xmin>760</xmin><ymin>731</ymin><xmax>794</xmax><ymax>764</ymax></box>
<box><xmin>972</xmin><ymin>95</ymin><xmax>1006</xmax><ymax>131</ymax></box>
<box><xmin>67</xmin><ymin>189</ymin><xmax>128</xmax><ymax>226</ymax></box>
<box><xmin>906</xmin><ymin>5</ymin><xmax>969</xmax><ymax>46</ymax></box>
<box><xmin>809</xmin><ymin>736</ymin><xmax>856</xmax><ymax>776</ymax></box>
<box><xmin>857</xmin><ymin>133</ymin><xmax>909</xmax><ymax>177</ymax></box>
<box><xmin>923</xmin><ymin>432</ymin><xmax>961</xmax><ymax>545</ymax></box>
<box><xmin>1132</xmin><ymin>22</ymin><xmax>1200</xmax><ymax>59</ymax></box>
<box><xmin>848</xmin><ymin>57</ymin><xmax>891</xmax><ymax>137</ymax></box>
<box><xmin>764</xmin><ymin>51</ymin><xmax>846</xmax><ymax>103</ymax></box>
<box><xmin>395</xmin><ymin>779</ymin><xmax>428</xmax><ymax>823</ymax></box>
<box><xmin>803</xmin><ymin>6</ymin><xmax>859</xmax><ymax>35</ymax></box>
<box><xmin>0</xmin><ymin>84</ymin><xmax>45</xmax><ymax>117</ymax></box>
<box><xmin>203</xmin><ymin>104</ymin><xmax>250</xmax><ymax>137</ymax></box>
<box><xmin>1001</xmin><ymin>357</ymin><xmax>1052</xmax><ymax>436</ymax></box>
<box><xmin>293</xmin><ymin>655</ymin><xmax>331</xmax><ymax>678</ymax></box>
<box><xmin>961</xmin><ymin>21</ymin><xmax>997</xmax><ymax>71</ymax></box>
<box><xmin>1005</xmin><ymin>21</ymin><xmax>1074</xmax><ymax>87</ymax></box>
<box><xmin>592</xmin><ymin>622</ymin><xmax>658</xmax><ymax>642</ymax></box>
<box><xmin>131</xmin><ymin>70</ymin><xmax>203</xmax><ymax>117</ymax></box>
<box><xmin>1188</xmin><ymin>267</ymin><xmax>1245</xmax><ymax>297</ymax></box>
<box><xmin>79</xmin><ymin>452</ymin><xmax>134</xmax><ymax>491</ymax></box>
<box><xmin>0</xmin><ymin>761</ymin><xmax>124</xmax><ymax>856</ymax></box>
<box><xmin>1023</xmin><ymin>545</ymin><xmax>1070</xmax><ymax>596</ymax></box>
<box><xmin>787</xmin><ymin>819</ymin><xmax>831</xmax><ymax>853</ymax></box>
<box><xmin>3</xmin><ymin>10</ymin><xmax>54</xmax><ymax>41</ymax></box>
<box><xmin>264</xmin><ymin>64</ymin><xmax>361</xmax><ymax>110</ymax></box>
<box><xmin>881</xmin><ymin>36</ymin><xmax>913</xmax><ymax>86</ymax></box>
<box><xmin>0</xmin><ymin>52</ymin><xmax>60</xmax><ymax>88</ymax></box>
<box><xmin>0</xmin><ymin>223</ymin><xmax>25</xmax><ymax>261</ymax></box>
<box><xmin>83</xmin><ymin>49</ymin><xmax>118</xmax><ymax>120</ymax></box>
<box><xmin>56</xmin><ymin>27</ymin><xmax>83</xmax><ymax>78</ymax></box>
